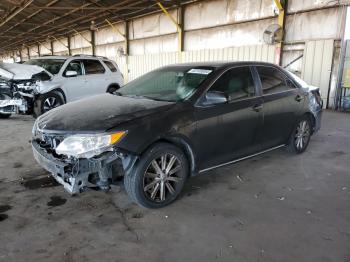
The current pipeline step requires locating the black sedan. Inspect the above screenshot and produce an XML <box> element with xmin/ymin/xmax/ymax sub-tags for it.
<box><xmin>32</xmin><ymin>62</ymin><xmax>322</xmax><ymax>208</ymax></box>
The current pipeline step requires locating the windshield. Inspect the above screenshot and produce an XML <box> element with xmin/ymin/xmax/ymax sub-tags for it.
<box><xmin>118</xmin><ymin>67</ymin><xmax>214</xmax><ymax>102</ymax></box>
<box><xmin>24</xmin><ymin>59</ymin><xmax>66</xmax><ymax>75</ymax></box>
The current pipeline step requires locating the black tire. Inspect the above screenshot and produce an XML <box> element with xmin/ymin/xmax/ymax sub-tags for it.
<box><xmin>33</xmin><ymin>91</ymin><xmax>64</xmax><ymax>117</ymax></box>
<box><xmin>286</xmin><ymin>116</ymin><xmax>312</xmax><ymax>154</ymax></box>
<box><xmin>124</xmin><ymin>143</ymin><xmax>188</xmax><ymax>208</ymax></box>
<box><xmin>107</xmin><ymin>85</ymin><xmax>120</xmax><ymax>94</ymax></box>
<box><xmin>0</xmin><ymin>113</ymin><xmax>11</xmax><ymax>119</ymax></box>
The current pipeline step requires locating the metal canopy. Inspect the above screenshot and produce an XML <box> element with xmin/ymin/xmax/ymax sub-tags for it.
<box><xmin>0</xmin><ymin>0</ymin><xmax>195</xmax><ymax>56</ymax></box>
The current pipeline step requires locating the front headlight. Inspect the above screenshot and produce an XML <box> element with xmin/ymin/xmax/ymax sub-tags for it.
<box><xmin>55</xmin><ymin>131</ymin><xmax>126</xmax><ymax>158</ymax></box>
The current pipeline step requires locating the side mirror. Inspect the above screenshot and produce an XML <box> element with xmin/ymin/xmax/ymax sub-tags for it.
<box><xmin>202</xmin><ymin>91</ymin><xmax>228</xmax><ymax>106</ymax></box>
<box><xmin>65</xmin><ymin>70</ymin><xmax>78</xmax><ymax>77</ymax></box>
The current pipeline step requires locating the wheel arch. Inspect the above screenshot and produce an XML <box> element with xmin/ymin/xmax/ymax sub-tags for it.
<box><xmin>303</xmin><ymin>112</ymin><xmax>316</xmax><ymax>134</ymax></box>
<box><xmin>39</xmin><ymin>88</ymin><xmax>66</xmax><ymax>103</ymax></box>
<box><xmin>106</xmin><ymin>83</ymin><xmax>121</xmax><ymax>93</ymax></box>
<box><xmin>139</xmin><ymin>135</ymin><xmax>198</xmax><ymax>177</ymax></box>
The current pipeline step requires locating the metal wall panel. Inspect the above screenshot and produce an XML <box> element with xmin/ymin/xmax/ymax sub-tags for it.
<box><xmin>285</xmin><ymin>8</ymin><xmax>343</xmax><ymax>42</ymax></box>
<box><xmin>95</xmin><ymin>42</ymin><xmax>124</xmax><ymax>60</ymax></box>
<box><xmin>302</xmin><ymin>39</ymin><xmax>334</xmax><ymax>107</ymax></box>
<box><xmin>184</xmin><ymin>18</ymin><xmax>276</xmax><ymax>50</ymax></box>
<box><xmin>52</xmin><ymin>38</ymin><xmax>68</xmax><ymax>53</ymax></box>
<box><xmin>70</xmin><ymin>31</ymin><xmax>91</xmax><ymax>49</ymax></box>
<box><xmin>184</xmin><ymin>0</ymin><xmax>275</xmax><ymax>31</ymax></box>
<box><xmin>116</xmin><ymin>44</ymin><xmax>276</xmax><ymax>82</ymax></box>
<box><xmin>96</xmin><ymin>24</ymin><xmax>124</xmax><ymax>45</ymax></box>
<box><xmin>39</xmin><ymin>42</ymin><xmax>51</xmax><ymax>55</ymax></box>
<box><xmin>70</xmin><ymin>47</ymin><xmax>92</xmax><ymax>56</ymax></box>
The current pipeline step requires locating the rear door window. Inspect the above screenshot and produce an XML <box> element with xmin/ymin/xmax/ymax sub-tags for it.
<box><xmin>83</xmin><ymin>60</ymin><xmax>106</xmax><ymax>75</ymax></box>
<box><xmin>209</xmin><ymin>66</ymin><xmax>255</xmax><ymax>101</ymax></box>
<box><xmin>256</xmin><ymin>66</ymin><xmax>293</xmax><ymax>95</ymax></box>
<box><xmin>103</xmin><ymin>60</ymin><xmax>117</xmax><ymax>72</ymax></box>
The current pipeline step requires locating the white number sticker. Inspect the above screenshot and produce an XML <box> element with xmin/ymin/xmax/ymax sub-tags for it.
<box><xmin>188</xmin><ymin>69</ymin><xmax>212</xmax><ymax>75</ymax></box>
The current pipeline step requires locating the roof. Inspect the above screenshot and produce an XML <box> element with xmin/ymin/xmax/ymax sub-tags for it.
<box><xmin>161</xmin><ymin>61</ymin><xmax>280</xmax><ymax>69</ymax></box>
<box><xmin>0</xmin><ymin>0</ymin><xmax>198</xmax><ymax>56</ymax></box>
<box><xmin>28</xmin><ymin>54</ymin><xmax>112</xmax><ymax>60</ymax></box>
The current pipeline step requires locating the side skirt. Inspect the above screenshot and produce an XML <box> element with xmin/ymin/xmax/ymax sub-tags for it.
<box><xmin>199</xmin><ymin>144</ymin><xmax>286</xmax><ymax>174</ymax></box>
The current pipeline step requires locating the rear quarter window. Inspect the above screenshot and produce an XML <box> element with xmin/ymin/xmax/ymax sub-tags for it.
<box><xmin>103</xmin><ymin>60</ymin><xmax>118</xmax><ymax>72</ymax></box>
<box><xmin>256</xmin><ymin>66</ymin><xmax>293</xmax><ymax>95</ymax></box>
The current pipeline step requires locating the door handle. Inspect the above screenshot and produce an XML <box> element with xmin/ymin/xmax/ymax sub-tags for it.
<box><xmin>252</xmin><ymin>104</ymin><xmax>263</xmax><ymax>112</ymax></box>
<box><xmin>295</xmin><ymin>94</ymin><xmax>304</xmax><ymax>102</ymax></box>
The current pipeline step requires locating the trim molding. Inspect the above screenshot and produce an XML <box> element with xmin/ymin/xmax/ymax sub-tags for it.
<box><xmin>199</xmin><ymin>144</ymin><xmax>285</xmax><ymax>173</ymax></box>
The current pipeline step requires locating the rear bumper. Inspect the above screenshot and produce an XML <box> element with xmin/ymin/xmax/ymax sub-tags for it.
<box><xmin>313</xmin><ymin>109</ymin><xmax>322</xmax><ymax>133</ymax></box>
<box><xmin>32</xmin><ymin>140</ymin><xmax>122</xmax><ymax>194</ymax></box>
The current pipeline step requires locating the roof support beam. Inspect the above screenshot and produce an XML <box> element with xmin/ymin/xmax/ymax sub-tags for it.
<box><xmin>91</xmin><ymin>29</ymin><xmax>96</xmax><ymax>56</ymax></box>
<box><xmin>72</xmin><ymin>29</ymin><xmax>92</xmax><ymax>45</ymax></box>
<box><xmin>0</xmin><ymin>0</ymin><xmax>34</xmax><ymax>28</ymax></box>
<box><xmin>273</xmin><ymin>0</ymin><xmax>287</xmax><ymax>66</ymax></box>
<box><xmin>105</xmin><ymin>19</ymin><xmax>125</xmax><ymax>39</ymax></box>
<box><xmin>67</xmin><ymin>36</ymin><xmax>72</xmax><ymax>56</ymax></box>
<box><xmin>51</xmin><ymin>36</ymin><xmax>69</xmax><ymax>50</ymax></box>
<box><xmin>157</xmin><ymin>2</ymin><xmax>183</xmax><ymax>52</ymax></box>
<box><xmin>1</xmin><ymin>0</ymin><xmax>137</xmax><ymax>51</ymax></box>
<box><xmin>37</xmin><ymin>41</ymin><xmax>52</xmax><ymax>53</ymax></box>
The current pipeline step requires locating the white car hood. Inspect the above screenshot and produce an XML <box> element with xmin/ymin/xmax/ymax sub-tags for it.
<box><xmin>0</xmin><ymin>62</ymin><xmax>52</xmax><ymax>81</ymax></box>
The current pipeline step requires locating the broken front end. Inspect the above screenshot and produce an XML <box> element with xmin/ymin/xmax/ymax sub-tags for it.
<box><xmin>31</xmin><ymin>125</ymin><xmax>137</xmax><ymax>194</ymax></box>
<box><xmin>0</xmin><ymin>78</ymin><xmax>36</xmax><ymax>115</ymax></box>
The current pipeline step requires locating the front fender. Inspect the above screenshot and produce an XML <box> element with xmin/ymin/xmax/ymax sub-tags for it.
<box><xmin>35</xmin><ymin>81</ymin><xmax>62</xmax><ymax>95</ymax></box>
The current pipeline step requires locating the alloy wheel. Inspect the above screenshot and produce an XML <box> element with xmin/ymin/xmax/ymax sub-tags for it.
<box><xmin>294</xmin><ymin>120</ymin><xmax>310</xmax><ymax>150</ymax></box>
<box><xmin>43</xmin><ymin>97</ymin><xmax>61</xmax><ymax>112</ymax></box>
<box><xmin>143</xmin><ymin>154</ymin><xmax>182</xmax><ymax>203</ymax></box>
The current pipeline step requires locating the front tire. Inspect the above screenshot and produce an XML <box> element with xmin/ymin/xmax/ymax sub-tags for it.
<box><xmin>124</xmin><ymin>143</ymin><xmax>188</xmax><ymax>208</ymax></box>
<box><xmin>107</xmin><ymin>85</ymin><xmax>120</xmax><ymax>94</ymax></box>
<box><xmin>33</xmin><ymin>91</ymin><xmax>64</xmax><ymax>117</ymax></box>
<box><xmin>0</xmin><ymin>113</ymin><xmax>11</xmax><ymax>119</ymax></box>
<box><xmin>287</xmin><ymin>116</ymin><xmax>312</xmax><ymax>154</ymax></box>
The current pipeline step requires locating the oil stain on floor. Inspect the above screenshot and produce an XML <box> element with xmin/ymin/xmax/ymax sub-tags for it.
<box><xmin>0</xmin><ymin>204</ymin><xmax>12</xmax><ymax>222</ymax></box>
<box><xmin>22</xmin><ymin>176</ymin><xmax>60</xmax><ymax>190</ymax></box>
<box><xmin>47</xmin><ymin>196</ymin><xmax>67</xmax><ymax>207</ymax></box>
<box><xmin>0</xmin><ymin>205</ymin><xmax>12</xmax><ymax>213</ymax></box>
<box><xmin>0</xmin><ymin>214</ymin><xmax>8</xmax><ymax>222</ymax></box>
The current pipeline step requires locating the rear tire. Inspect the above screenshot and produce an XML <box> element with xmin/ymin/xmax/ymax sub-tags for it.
<box><xmin>124</xmin><ymin>143</ymin><xmax>188</xmax><ymax>208</ymax></box>
<box><xmin>286</xmin><ymin>116</ymin><xmax>312</xmax><ymax>154</ymax></box>
<box><xmin>33</xmin><ymin>91</ymin><xmax>64</xmax><ymax>118</ymax></box>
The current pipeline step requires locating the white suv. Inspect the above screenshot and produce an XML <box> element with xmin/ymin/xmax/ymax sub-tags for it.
<box><xmin>0</xmin><ymin>55</ymin><xmax>124</xmax><ymax>117</ymax></box>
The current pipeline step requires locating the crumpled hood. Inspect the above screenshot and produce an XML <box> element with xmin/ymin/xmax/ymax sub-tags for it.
<box><xmin>0</xmin><ymin>62</ymin><xmax>52</xmax><ymax>80</ymax></box>
<box><xmin>36</xmin><ymin>94</ymin><xmax>175</xmax><ymax>133</ymax></box>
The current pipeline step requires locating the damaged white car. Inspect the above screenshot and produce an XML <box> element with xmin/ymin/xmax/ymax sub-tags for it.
<box><xmin>0</xmin><ymin>62</ymin><xmax>56</xmax><ymax>118</ymax></box>
<box><xmin>0</xmin><ymin>55</ymin><xmax>124</xmax><ymax>118</ymax></box>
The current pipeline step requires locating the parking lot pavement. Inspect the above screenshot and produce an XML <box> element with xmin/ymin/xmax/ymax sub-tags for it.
<box><xmin>0</xmin><ymin>111</ymin><xmax>349</xmax><ymax>262</ymax></box>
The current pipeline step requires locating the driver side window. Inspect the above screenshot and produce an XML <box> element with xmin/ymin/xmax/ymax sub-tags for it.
<box><xmin>63</xmin><ymin>60</ymin><xmax>83</xmax><ymax>77</ymax></box>
<box><xmin>210</xmin><ymin>67</ymin><xmax>255</xmax><ymax>101</ymax></box>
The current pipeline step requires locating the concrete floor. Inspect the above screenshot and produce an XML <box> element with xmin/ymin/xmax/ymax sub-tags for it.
<box><xmin>0</xmin><ymin>110</ymin><xmax>349</xmax><ymax>262</ymax></box>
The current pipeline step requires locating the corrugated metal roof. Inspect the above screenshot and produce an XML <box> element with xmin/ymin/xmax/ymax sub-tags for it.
<box><xmin>0</xmin><ymin>0</ymin><xmax>198</xmax><ymax>55</ymax></box>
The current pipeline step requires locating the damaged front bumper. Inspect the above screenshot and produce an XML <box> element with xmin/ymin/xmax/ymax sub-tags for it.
<box><xmin>0</xmin><ymin>98</ymin><xmax>28</xmax><ymax>114</ymax></box>
<box><xmin>32</xmin><ymin>139</ymin><xmax>137</xmax><ymax>194</ymax></box>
